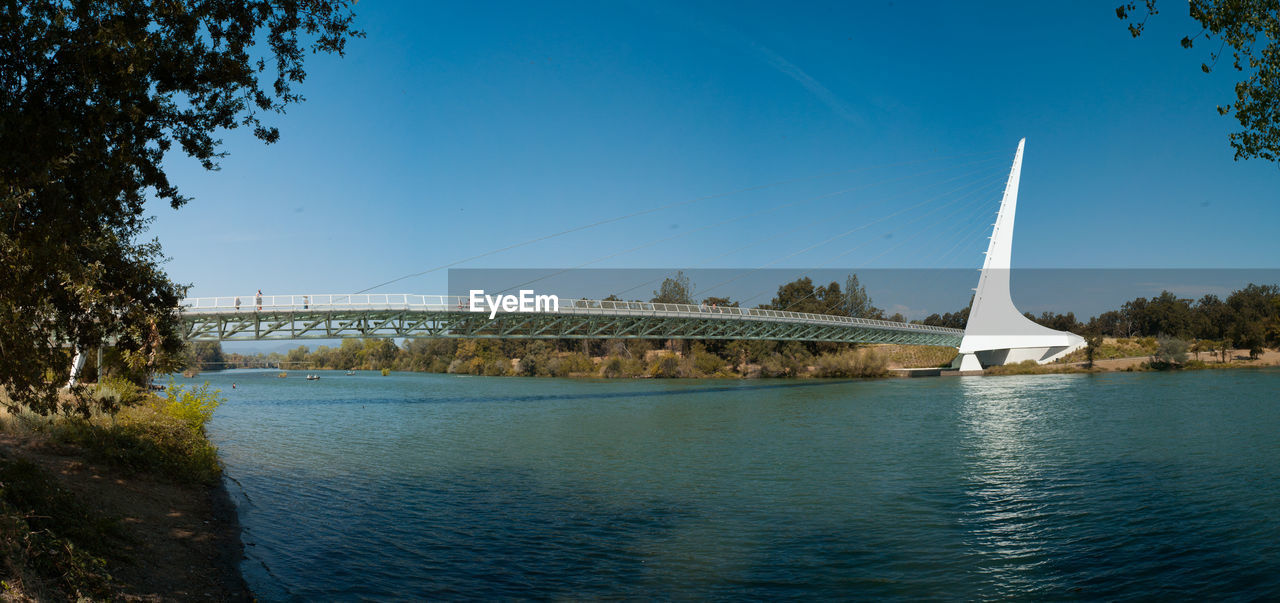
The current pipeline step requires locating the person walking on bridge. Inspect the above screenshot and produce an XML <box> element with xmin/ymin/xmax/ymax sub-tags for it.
<box><xmin>235</xmin><ymin>296</ymin><xmax>241</xmax><ymax>311</ymax></box>
<box><xmin>256</xmin><ymin>290</ymin><xmax>263</xmax><ymax>311</ymax></box>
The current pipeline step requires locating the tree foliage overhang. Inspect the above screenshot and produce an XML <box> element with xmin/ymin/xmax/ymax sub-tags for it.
<box><xmin>0</xmin><ymin>0</ymin><xmax>362</xmax><ymax>414</ymax></box>
<box><xmin>1119</xmin><ymin>0</ymin><xmax>1280</xmax><ymax>163</ymax></box>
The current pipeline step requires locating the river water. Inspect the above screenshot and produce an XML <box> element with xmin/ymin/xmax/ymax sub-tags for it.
<box><xmin>182</xmin><ymin>368</ymin><xmax>1280</xmax><ymax>599</ymax></box>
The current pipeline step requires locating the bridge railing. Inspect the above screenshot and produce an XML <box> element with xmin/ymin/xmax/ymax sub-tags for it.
<box><xmin>178</xmin><ymin>294</ymin><xmax>962</xmax><ymax>334</ymax></box>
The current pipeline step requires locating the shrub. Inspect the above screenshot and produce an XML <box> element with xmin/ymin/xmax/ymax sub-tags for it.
<box><xmin>549</xmin><ymin>352</ymin><xmax>594</xmax><ymax>377</ymax></box>
<box><xmin>52</xmin><ymin>383</ymin><xmax>225</xmax><ymax>485</ymax></box>
<box><xmin>518</xmin><ymin>341</ymin><xmax>555</xmax><ymax>376</ymax></box>
<box><xmin>1149</xmin><ymin>336</ymin><xmax>1189</xmax><ymax>370</ymax></box>
<box><xmin>647</xmin><ymin>354</ymin><xmax>681</xmax><ymax>378</ymax></box>
<box><xmin>94</xmin><ymin>375</ymin><xmax>144</xmax><ymax>410</ymax></box>
<box><xmin>481</xmin><ymin>358</ymin><xmax>510</xmax><ymax>376</ymax></box>
<box><xmin>984</xmin><ymin>360</ymin><xmax>1041</xmax><ymax>375</ymax></box>
<box><xmin>689</xmin><ymin>347</ymin><xmax>728</xmax><ymax>376</ymax></box>
<box><xmin>601</xmin><ymin>356</ymin><xmax>645</xmax><ymax>378</ymax></box>
<box><xmin>426</xmin><ymin>357</ymin><xmax>451</xmax><ymax>373</ymax></box>
<box><xmin>813</xmin><ymin>348</ymin><xmax>887</xmax><ymax>378</ymax></box>
<box><xmin>162</xmin><ymin>382</ymin><xmax>221</xmax><ymax>430</ymax></box>
<box><xmin>876</xmin><ymin>345</ymin><xmax>957</xmax><ymax>368</ymax></box>
<box><xmin>758</xmin><ymin>353</ymin><xmax>804</xmax><ymax>377</ymax></box>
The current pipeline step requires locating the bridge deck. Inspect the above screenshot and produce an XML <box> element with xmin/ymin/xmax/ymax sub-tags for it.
<box><xmin>179</xmin><ymin>295</ymin><xmax>963</xmax><ymax>346</ymax></box>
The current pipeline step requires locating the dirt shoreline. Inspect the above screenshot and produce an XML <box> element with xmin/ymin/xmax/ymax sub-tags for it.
<box><xmin>0</xmin><ymin>432</ymin><xmax>251</xmax><ymax>601</ymax></box>
<box><xmin>1067</xmin><ymin>347</ymin><xmax>1280</xmax><ymax>372</ymax></box>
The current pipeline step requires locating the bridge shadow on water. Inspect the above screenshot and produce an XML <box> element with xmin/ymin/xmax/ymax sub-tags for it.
<box><xmin>427</xmin><ymin>378</ymin><xmax>861</xmax><ymax>405</ymax></box>
<box><xmin>244</xmin><ymin>376</ymin><xmax>869</xmax><ymax>407</ymax></box>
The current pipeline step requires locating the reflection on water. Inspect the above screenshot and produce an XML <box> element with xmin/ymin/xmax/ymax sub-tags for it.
<box><xmin>959</xmin><ymin>375</ymin><xmax>1078</xmax><ymax>596</ymax></box>
<box><xmin>192</xmin><ymin>369</ymin><xmax>1280</xmax><ymax>599</ymax></box>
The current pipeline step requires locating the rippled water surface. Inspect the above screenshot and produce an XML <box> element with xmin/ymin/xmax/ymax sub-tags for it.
<box><xmin>185</xmin><ymin>368</ymin><xmax>1280</xmax><ymax>599</ymax></box>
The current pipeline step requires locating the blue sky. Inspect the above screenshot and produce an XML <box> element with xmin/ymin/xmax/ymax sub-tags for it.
<box><xmin>149</xmin><ymin>1</ymin><xmax>1280</xmax><ymax>310</ymax></box>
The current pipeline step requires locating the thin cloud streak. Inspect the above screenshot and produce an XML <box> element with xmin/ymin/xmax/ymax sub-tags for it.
<box><xmin>749</xmin><ymin>42</ymin><xmax>864</xmax><ymax>127</ymax></box>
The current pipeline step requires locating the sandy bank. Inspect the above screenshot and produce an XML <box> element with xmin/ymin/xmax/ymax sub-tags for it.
<box><xmin>0</xmin><ymin>431</ymin><xmax>250</xmax><ymax>601</ymax></box>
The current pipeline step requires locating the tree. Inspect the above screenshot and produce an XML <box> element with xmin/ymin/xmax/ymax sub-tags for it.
<box><xmin>701</xmin><ymin>296</ymin><xmax>738</xmax><ymax>308</ymax></box>
<box><xmin>767</xmin><ymin>277</ymin><xmax>824</xmax><ymax>314</ymax></box>
<box><xmin>1231</xmin><ymin>320</ymin><xmax>1267</xmax><ymax>358</ymax></box>
<box><xmin>1083</xmin><ymin>325</ymin><xmax>1104</xmax><ymax>369</ymax></box>
<box><xmin>364</xmin><ymin>338</ymin><xmax>398</xmax><ymax>369</ymax></box>
<box><xmin>840</xmin><ymin>274</ymin><xmax>878</xmax><ymax>318</ymax></box>
<box><xmin>1028</xmin><ymin>311</ymin><xmax>1083</xmax><ymax>334</ymax></box>
<box><xmin>1</xmin><ymin>1</ymin><xmax>361</xmax><ymax>414</ymax></box>
<box><xmin>1118</xmin><ymin>1</ymin><xmax>1280</xmax><ymax>163</ymax></box>
<box><xmin>1151</xmin><ymin>336</ymin><xmax>1190</xmax><ymax>368</ymax></box>
<box><xmin>285</xmin><ymin>345</ymin><xmax>309</xmax><ymax>365</ymax></box>
<box><xmin>1218</xmin><ymin>338</ymin><xmax>1234</xmax><ymax>362</ymax></box>
<box><xmin>187</xmin><ymin>341</ymin><xmax>226</xmax><ymax>368</ymax></box>
<box><xmin>519</xmin><ymin>341</ymin><xmax>555</xmax><ymax>377</ymax></box>
<box><xmin>652</xmin><ymin>271</ymin><xmax>693</xmax><ymax>305</ymax></box>
<box><xmin>923</xmin><ymin>298</ymin><xmax>972</xmax><ymax>330</ymax></box>
<box><xmin>1090</xmin><ymin>310</ymin><xmax>1127</xmax><ymax>337</ymax></box>
<box><xmin>1194</xmin><ymin>294</ymin><xmax>1232</xmax><ymax>339</ymax></box>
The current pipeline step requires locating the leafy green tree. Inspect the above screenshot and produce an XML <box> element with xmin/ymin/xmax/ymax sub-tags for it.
<box><xmin>1189</xmin><ymin>338</ymin><xmax>1213</xmax><ymax>361</ymax></box>
<box><xmin>1027</xmin><ymin>311</ymin><xmax>1083</xmax><ymax>334</ymax></box>
<box><xmin>767</xmin><ymin>277</ymin><xmax>831</xmax><ymax>315</ymax></box>
<box><xmin>1089</xmin><ymin>310</ymin><xmax>1127</xmax><ymax>337</ymax></box>
<box><xmin>1</xmin><ymin>1</ymin><xmax>361</xmax><ymax>414</ymax></box>
<box><xmin>923</xmin><ymin>298</ymin><xmax>972</xmax><ymax>330</ymax></box>
<box><xmin>701</xmin><ymin>296</ymin><xmax>738</xmax><ymax>308</ymax></box>
<box><xmin>363</xmin><ymin>338</ymin><xmax>399</xmax><ymax>369</ymax></box>
<box><xmin>1193</xmin><ymin>294</ymin><xmax>1231</xmax><ymax>339</ymax></box>
<box><xmin>1231</xmin><ymin>320</ymin><xmax>1267</xmax><ymax>358</ymax></box>
<box><xmin>285</xmin><ymin>345</ymin><xmax>309</xmax><ymax>365</ymax></box>
<box><xmin>1151</xmin><ymin>336</ymin><xmax>1190</xmax><ymax>369</ymax></box>
<box><xmin>1083</xmin><ymin>325</ymin><xmax>1104</xmax><ymax>369</ymax></box>
<box><xmin>1118</xmin><ymin>1</ymin><xmax>1280</xmax><ymax>163</ymax></box>
<box><xmin>186</xmin><ymin>341</ymin><xmax>226</xmax><ymax>369</ymax></box>
<box><xmin>519</xmin><ymin>341</ymin><xmax>555</xmax><ymax>376</ymax></box>
<box><xmin>652</xmin><ymin>271</ymin><xmax>693</xmax><ymax>305</ymax></box>
<box><xmin>840</xmin><ymin>274</ymin><xmax>882</xmax><ymax>318</ymax></box>
<box><xmin>333</xmin><ymin>338</ymin><xmax>362</xmax><ymax>370</ymax></box>
<box><xmin>1146</xmin><ymin>291</ymin><xmax>1195</xmax><ymax>338</ymax></box>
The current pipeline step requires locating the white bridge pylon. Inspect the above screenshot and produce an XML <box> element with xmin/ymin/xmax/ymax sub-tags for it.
<box><xmin>950</xmin><ymin>139</ymin><xmax>1085</xmax><ymax>371</ymax></box>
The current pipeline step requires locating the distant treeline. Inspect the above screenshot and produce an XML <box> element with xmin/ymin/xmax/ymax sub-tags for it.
<box><xmin>189</xmin><ymin>337</ymin><xmax>894</xmax><ymax>379</ymax></box>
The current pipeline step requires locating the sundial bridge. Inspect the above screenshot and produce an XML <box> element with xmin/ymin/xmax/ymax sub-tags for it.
<box><xmin>70</xmin><ymin>139</ymin><xmax>1084</xmax><ymax>380</ymax></box>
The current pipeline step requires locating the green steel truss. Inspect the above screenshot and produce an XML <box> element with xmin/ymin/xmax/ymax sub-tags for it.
<box><xmin>180</xmin><ymin>304</ymin><xmax>963</xmax><ymax>347</ymax></box>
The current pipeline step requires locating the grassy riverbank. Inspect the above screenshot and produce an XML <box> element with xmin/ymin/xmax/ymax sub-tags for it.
<box><xmin>0</xmin><ymin>382</ymin><xmax>248</xmax><ymax>600</ymax></box>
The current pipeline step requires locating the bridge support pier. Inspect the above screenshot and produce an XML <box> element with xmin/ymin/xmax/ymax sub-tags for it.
<box><xmin>67</xmin><ymin>347</ymin><xmax>87</xmax><ymax>388</ymax></box>
<box><xmin>950</xmin><ymin>353</ymin><xmax>983</xmax><ymax>373</ymax></box>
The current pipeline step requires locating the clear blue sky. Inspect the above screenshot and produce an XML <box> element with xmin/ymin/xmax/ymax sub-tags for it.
<box><xmin>149</xmin><ymin>1</ymin><xmax>1280</xmax><ymax>307</ymax></box>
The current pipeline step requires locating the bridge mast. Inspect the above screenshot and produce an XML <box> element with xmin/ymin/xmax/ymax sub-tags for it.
<box><xmin>950</xmin><ymin>139</ymin><xmax>1085</xmax><ymax>372</ymax></box>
